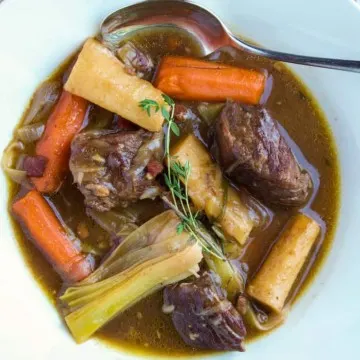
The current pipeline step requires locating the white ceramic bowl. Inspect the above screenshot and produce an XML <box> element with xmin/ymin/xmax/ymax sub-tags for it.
<box><xmin>1</xmin><ymin>0</ymin><xmax>360</xmax><ymax>359</ymax></box>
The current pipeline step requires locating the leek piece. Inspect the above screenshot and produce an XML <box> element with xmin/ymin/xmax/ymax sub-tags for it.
<box><xmin>62</xmin><ymin>236</ymin><xmax>190</xmax><ymax>309</ymax></box>
<box><xmin>64</xmin><ymin>245</ymin><xmax>201</xmax><ymax>343</ymax></box>
<box><xmin>60</xmin><ymin>210</ymin><xmax>203</xmax><ymax>343</ymax></box>
<box><xmin>82</xmin><ymin>210</ymin><xmax>182</xmax><ymax>284</ymax></box>
<box><xmin>204</xmin><ymin>253</ymin><xmax>244</xmax><ymax>303</ymax></box>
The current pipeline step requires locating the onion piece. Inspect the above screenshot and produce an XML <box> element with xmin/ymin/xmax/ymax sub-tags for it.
<box><xmin>197</xmin><ymin>102</ymin><xmax>225</xmax><ymax>125</ymax></box>
<box><xmin>204</xmin><ymin>252</ymin><xmax>245</xmax><ymax>303</ymax></box>
<box><xmin>129</xmin><ymin>132</ymin><xmax>163</xmax><ymax>178</ymax></box>
<box><xmin>85</xmin><ymin>105</ymin><xmax>114</xmax><ymax>131</ymax></box>
<box><xmin>1</xmin><ymin>141</ymin><xmax>28</xmax><ymax>185</ymax></box>
<box><xmin>86</xmin><ymin>207</ymin><xmax>138</xmax><ymax>238</ymax></box>
<box><xmin>17</xmin><ymin>123</ymin><xmax>45</xmax><ymax>143</ymax></box>
<box><xmin>243</xmin><ymin>302</ymin><xmax>288</xmax><ymax>331</ymax></box>
<box><xmin>140</xmin><ymin>186</ymin><xmax>162</xmax><ymax>200</ymax></box>
<box><xmin>23</xmin><ymin>79</ymin><xmax>61</xmax><ymax>125</ymax></box>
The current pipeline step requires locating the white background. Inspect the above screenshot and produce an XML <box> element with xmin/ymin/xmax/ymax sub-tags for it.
<box><xmin>0</xmin><ymin>0</ymin><xmax>360</xmax><ymax>359</ymax></box>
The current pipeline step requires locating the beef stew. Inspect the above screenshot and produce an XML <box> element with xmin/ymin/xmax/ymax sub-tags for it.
<box><xmin>3</xmin><ymin>26</ymin><xmax>340</xmax><ymax>357</ymax></box>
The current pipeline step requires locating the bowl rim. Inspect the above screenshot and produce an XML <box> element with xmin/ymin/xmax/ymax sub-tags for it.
<box><xmin>1</xmin><ymin>1</ymin><xmax>360</xmax><ymax>360</ymax></box>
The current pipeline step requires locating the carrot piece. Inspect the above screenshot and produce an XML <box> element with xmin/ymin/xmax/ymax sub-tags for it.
<box><xmin>154</xmin><ymin>56</ymin><xmax>266</xmax><ymax>104</ymax></box>
<box><xmin>158</xmin><ymin>56</ymin><xmax>229</xmax><ymax>69</ymax></box>
<box><xmin>32</xmin><ymin>90</ymin><xmax>88</xmax><ymax>193</ymax></box>
<box><xmin>12</xmin><ymin>190</ymin><xmax>94</xmax><ymax>282</ymax></box>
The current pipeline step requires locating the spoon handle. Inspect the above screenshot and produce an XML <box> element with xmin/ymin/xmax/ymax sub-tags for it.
<box><xmin>229</xmin><ymin>34</ymin><xmax>360</xmax><ymax>73</ymax></box>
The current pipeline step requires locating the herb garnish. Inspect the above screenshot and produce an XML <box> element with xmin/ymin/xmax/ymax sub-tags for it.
<box><xmin>139</xmin><ymin>96</ymin><xmax>224</xmax><ymax>259</ymax></box>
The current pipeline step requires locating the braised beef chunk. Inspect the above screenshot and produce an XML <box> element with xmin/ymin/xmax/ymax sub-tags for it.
<box><xmin>213</xmin><ymin>101</ymin><xmax>312</xmax><ymax>206</ymax></box>
<box><xmin>163</xmin><ymin>271</ymin><xmax>246</xmax><ymax>352</ymax></box>
<box><xmin>116</xmin><ymin>42</ymin><xmax>154</xmax><ymax>79</ymax></box>
<box><xmin>70</xmin><ymin>129</ymin><xmax>163</xmax><ymax>211</ymax></box>
<box><xmin>174</xmin><ymin>104</ymin><xmax>197</xmax><ymax>123</ymax></box>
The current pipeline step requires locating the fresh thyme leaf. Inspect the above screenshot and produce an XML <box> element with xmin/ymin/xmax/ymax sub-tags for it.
<box><xmin>194</xmin><ymin>210</ymin><xmax>201</xmax><ymax>220</ymax></box>
<box><xmin>139</xmin><ymin>99</ymin><xmax>160</xmax><ymax>116</ymax></box>
<box><xmin>184</xmin><ymin>160</ymin><xmax>191</xmax><ymax>174</ymax></box>
<box><xmin>140</xmin><ymin>99</ymin><xmax>159</xmax><ymax>107</ymax></box>
<box><xmin>171</xmin><ymin>122</ymin><xmax>180</xmax><ymax>136</ymax></box>
<box><xmin>171</xmin><ymin>162</ymin><xmax>186</xmax><ymax>178</ymax></box>
<box><xmin>161</xmin><ymin>106</ymin><xmax>170</xmax><ymax>122</ymax></box>
<box><xmin>176</xmin><ymin>222</ymin><xmax>185</xmax><ymax>234</ymax></box>
<box><xmin>164</xmin><ymin>173</ymin><xmax>172</xmax><ymax>188</ymax></box>
<box><xmin>162</xmin><ymin>93</ymin><xmax>175</xmax><ymax>106</ymax></box>
<box><xmin>172</xmin><ymin>188</ymin><xmax>187</xmax><ymax>200</ymax></box>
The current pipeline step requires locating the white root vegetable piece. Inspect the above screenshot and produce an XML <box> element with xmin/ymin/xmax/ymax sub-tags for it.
<box><xmin>247</xmin><ymin>213</ymin><xmax>320</xmax><ymax>313</ymax></box>
<box><xmin>170</xmin><ymin>134</ymin><xmax>254</xmax><ymax>245</ymax></box>
<box><xmin>64</xmin><ymin>38</ymin><xmax>167</xmax><ymax>132</ymax></box>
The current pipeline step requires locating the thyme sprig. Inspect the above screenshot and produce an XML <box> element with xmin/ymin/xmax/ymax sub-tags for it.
<box><xmin>139</xmin><ymin>95</ymin><xmax>225</xmax><ymax>259</ymax></box>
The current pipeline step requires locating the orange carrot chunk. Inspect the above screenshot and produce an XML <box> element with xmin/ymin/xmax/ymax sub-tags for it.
<box><xmin>158</xmin><ymin>56</ymin><xmax>229</xmax><ymax>69</ymax></box>
<box><xmin>32</xmin><ymin>90</ymin><xmax>88</xmax><ymax>193</ymax></box>
<box><xmin>154</xmin><ymin>56</ymin><xmax>266</xmax><ymax>104</ymax></box>
<box><xmin>12</xmin><ymin>190</ymin><xmax>94</xmax><ymax>282</ymax></box>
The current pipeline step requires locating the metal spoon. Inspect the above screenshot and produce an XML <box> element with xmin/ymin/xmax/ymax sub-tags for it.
<box><xmin>101</xmin><ymin>0</ymin><xmax>360</xmax><ymax>73</ymax></box>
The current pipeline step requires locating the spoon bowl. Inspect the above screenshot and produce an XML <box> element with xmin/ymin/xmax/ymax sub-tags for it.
<box><xmin>101</xmin><ymin>0</ymin><xmax>229</xmax><ymax>55</ymax></box>
<box><xmin>101</xmin><ymin>0</ymin><xmax>360</xmax><ymax>72</ymax></box>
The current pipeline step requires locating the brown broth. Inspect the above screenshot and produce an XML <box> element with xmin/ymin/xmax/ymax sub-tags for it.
<box><xmin>6</xmin><ymin>28</ymin><xmax>340</xmax><ymax>357</ymax></box>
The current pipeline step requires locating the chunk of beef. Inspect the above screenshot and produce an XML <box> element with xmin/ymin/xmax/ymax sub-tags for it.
<box><xmin>174</xmin><ymin>104</ymin><xmax>197</xmax><ymax>123</ymax></box>
<box><xmin>163</xmin><ymin>271</ymin><xmax>246</xmax><ymax>352</ymax></box>
<box><xmin>116</xmin><ymin>41</ymin><xmax>154</xmax><ymax>79</ymax></box>
<box><xmin>70</xmin><ymin>129</ymin><xmax>163</xmax><ymax>211</ymax></box>
<box><xmin>213</xmin><ymin>101</ymin><xmax>312</xmax><ymax>206</ymax></box>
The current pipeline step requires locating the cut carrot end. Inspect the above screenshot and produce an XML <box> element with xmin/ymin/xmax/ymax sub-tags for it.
<box><xmin>12</xmin><ymin>190</ymin><xmax>93</xmax><ymax>282</ymax></box>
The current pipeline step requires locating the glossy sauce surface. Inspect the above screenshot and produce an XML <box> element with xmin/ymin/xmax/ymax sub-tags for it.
<box><xmin>8</xmin><ymin>28</ymin><xmax>340</xmax><ymax>357</ymax></box>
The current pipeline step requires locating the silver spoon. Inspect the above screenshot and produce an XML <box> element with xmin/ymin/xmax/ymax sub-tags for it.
<box><xmin>101</xmin><ymin>0</ymin><xmax>360</xmax><ymax>73</ymax></box>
